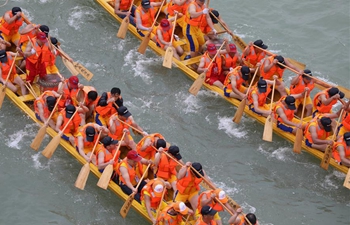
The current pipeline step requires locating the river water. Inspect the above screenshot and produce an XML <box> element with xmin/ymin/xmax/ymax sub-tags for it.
<box><xmin>0</xmin><ymin>0</ymin><xmax>349</xmax><ymax>225</ymax></box>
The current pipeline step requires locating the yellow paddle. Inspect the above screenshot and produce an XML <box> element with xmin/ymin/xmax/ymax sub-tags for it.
<box><xmin>320</xmin><ymin>110</ymin><xmax>344</xmax><ymax>170</ymax></box>
<box><xmin>344</xmin><ymin>169</ymin><xmax>350</xmax><ymax>189</ymax></box>
<box><xmin>41</xmin><ymin>106</ymin><xmax>81</xmax><ymax>159</ymax></box>
<box><xmin>0</xmin><ymin>52</ymin><xmax>18</xmax><ymax>109</ymax></box>
<box><xmin>120</xmin><ymin>164</ymin><xmax>151</xmax><ymax>218</ymax></box>
<box><xmin>31</xmin><ymin>95</ymin><xmax>62</xmax><ymax>151</ymax></box>
<box><xmin>97</xmin><ymin>132</ymin><xmax>126</xmax><ymax>190</ymax></box>
<box><xmin>293</xmin><ymin>93</ymin><xmax>307</xmax><ymax>154</ymax></box>
<box><xmin>232</xmin><ymin>66</ymin><xmax>259</xmax><ymax>124</ymax></box>
<box><xmin>162</xmin><ymin>14</ymin><xmax>178</xmax><ymax>69</ymax></box>
<box><xmin>138</xmin><ymin>0</ymin><xmax>166</xmax><ymax>54</ymax></box>
<box><xmin>262</xmin><ymin>79</ymin><xmax>276</xmax><ymax>142</ymax></box>
<box><xmin>153</xmin><ymin>186</ymin><xmax>167</xmax><ymax>225</ymax></box>
<box><xmin>116</xmin><ymin>0</ymin><xmax>135</xmax><ymax>39</ymax></box>
<box><xmin>189</xmin><ymin>40</ymin><xmax>227</xmax><ymax>96</ymax></box>
<box><xmin>74</xmin><ymin>131</ymin><xmax>102</xmax><ymax>190</ymax></box>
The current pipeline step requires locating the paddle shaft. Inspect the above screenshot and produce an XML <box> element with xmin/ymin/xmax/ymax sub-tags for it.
<box><xmin>1</xmin><ymin>52</ymin><xmax>18</xmax><ymax>88</ymax></box>
<box><xmin>153</xmin><ymin>187</ymin><xmax>167</xmax><ymax>224</ymax></box>
<box><xmin>24</xmin><ymin>82</ymin><xmax>37</xmax><ymax>98</ymax></box>
<box><xmin>169</xmin><ymin>14</ymin><xmax>178</xmax><ymax>44</ymax></box>
<box><xmin>127</xmin><ymin>0</ymin><xmax>134</xmax><ymax>13</ymax></box>
<box><xmin>88</xmin><ymin>131</ymin><xmax>102</xmax><ymax>160</ymax></box>
<box><xmin>27</xmin><ymin>35</ymin><xmax>39</xmax><ymax>57</ymax></box>
<box><xmin>246</xmin><ymin>66</ymin><xmax>259</xmax><ymax>95</ymax></box>
<box><xmin>269</xmin><ymin>80</ymin><xmax>276</xmax><ymax>111</ymax></box>
<box><xmin>115</xmin><ymin>116</ymin><xmax>144</xmax><ymax>134</ymax></box>
<box><xmin>293</xmin><ymin>93</ymin><xmax>307</xmax><ymax>153</ymax></box>
<box><xmin>145</xmin><ymin>0</ymin><xmax>166</xmax><ymax>37</ymax></box>
<box><xmin>112</xmin><ymin>132</ymin><xmax>126</xmax><ymax>161</ymax></box>
<box><xmin>200</xmin><ymin>40</ymin><xmax>227</xmax><ymax>75</ymax></box>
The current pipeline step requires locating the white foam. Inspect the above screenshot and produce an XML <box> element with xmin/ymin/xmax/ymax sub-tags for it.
<box><xmin>178</xmin><ymin>93</ymin><xmax>201</xmax><ymax>114</ymax></box>
<box><xmin>218</xmin><ymin>116</ymin><xmax>248</xmax><ymax>138</ymax></box>
<box><xmin>31</xmin><ymin>152</ymin><xmax>50</xmax><ymax>170</ymax></box>
<box><xmin>68</xmin><ymin>6</ymin><xmax>97</xmax><ymax>30</ymax></box>
<box><xmin>6</xmin><ymin>124</ymin><xmax>36</xmax><ymax>149</ymax></box>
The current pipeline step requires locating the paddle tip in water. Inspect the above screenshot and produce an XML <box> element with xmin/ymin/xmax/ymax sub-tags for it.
<box><xmin>41</xmin><ymin>134</ymin><xmax>61</xmax><ymax>159</ymax></box>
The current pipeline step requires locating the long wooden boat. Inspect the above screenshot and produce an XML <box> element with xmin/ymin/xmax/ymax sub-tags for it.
<box><xmin>96</xmin><ymin>0</ymin><xmax>349</xmax><ymax>174</ymax></box>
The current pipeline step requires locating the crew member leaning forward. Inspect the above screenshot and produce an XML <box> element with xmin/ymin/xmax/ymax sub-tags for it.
<box><xmin>95</xmin><ymin>87</ymin><xmax>123</xmax><ymax>126</ymax></box>
<box><xmin>96</xmin><ymin>135</ymin><xmax>122</xmax><ymax>173</ymax></box>
<box><xmin>304</xmin><ymin>116</ymin><xmax>334</xmax><ymax>152</ymax></box>
<box><xmin>34</xmin><ymin>90</ymin><xmax>60</xmax><ymax>129</ymax></box>
<box><xmin>223</xmin><ymin>65</ymin><xmax>250</xmax><ymax>100</ymax></box>
<box><xmin>332</xmin><ymin>132</ymin><xmax>350</xmax><ymax>167</ymax></box>
<box><xmin>157</xmin><ymin>201</ymin><xmax>193</xmax><ymax>225</ymax></box>
<box><xmin>114</xmin><ymin>0</ymin><xmax>136</xmax><ymax>26</ymax></box>
<box><xmin>0</xmin><ymin>7</ymin><xmax>23</xmax><ymax>46</ymax></box>
<box><xmin>312</xmin><ymin>87</ymin><xmax>344</xmax><ymax>118</ymax></box>
<box><xmin>222</xmin><ymin>43</ymin><xmax>242</xmax><ymax>75</ymax></box>
<box><xmin>229</xmin><ymin>208</ymin><xmax>259</xmax><ymax>225</ymax></box>
<box><xmin>247</xmin><ymin>78</ymin><xmax>275</xmax><ymax>117</ymax></box>
<box><xmin>337</xmin><ymin>103</ymin><xmax>350</xmax><ymax>137</ymax></box>
<box><xmin>135</xmin><ymin>0</ymin><xmax>156</xmax><ymax>41</ymax></box>
<box><xmin>241</xmin><ymin>39</ymin><xmax>267</xmax><ymax>70</ymax></box>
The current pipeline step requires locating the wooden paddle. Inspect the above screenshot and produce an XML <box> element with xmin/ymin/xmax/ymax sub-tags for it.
<box><xmin>153</xmin><ymin>186</ymin><xmax>167</xmax><ymax>225</ymax></box>
<box><xmin>97</xmin><ymin>132</ymin><xmax>126</xmax><ymax>190</ymax></box>
<box><xmin>116</xmin><ymin>0</ymin><xmax>135</xmax><ymax>39</ymax></box>
<box><xmin>320</xmin><ymin>110</ymin><xmax>344</xmax><ymax>170</ymax></box>
<box><xmin>262</xmin><ymin>79</ymin><xmax>276</xmax><ymax>142</ymax></box>
<box><xmin>293</xmin><ymin>92</ymin><xmax>307</xmax><ymax>154</ymax></box>
<box><xmin>31</xmin><ymin>95</ymin><xmax>62</xmax><ymax>151</ymax></box>
<box><xmin>232</xmin><ymin>66</ymin><xmax>260</xmax><ymax>124</ymax></box>
<box><xmin>120</xmin><ymin>164</ymin><xmax>151</xmax><ymax>218</ymax></box>
<box><xmin>344</xmin><ymin>168</ymin><xmax>350</xmax><ymax>189</ymax></box>
<box><xmin>41</xmin><ymin>107</ymin><xmax>80</xmax><ymax>159</ymax></box>
<box><xmin>184</xmin><ymin>214</ymin><xmax>191</xmax><ymax>225</ymax></box>
<box><xmin>0</xmin><ymin>52</ymin><xmax>18</xmax><ymax>109</ymax></box>
<box><xmin>162</xmin><ymin>14</ymin><xmax>178</xmax><ymax>69</ymax></box>
<box><xmin>138</xmin><ymin>0</ymin><xmax>166</xmax><ymax>54</ymax></box>
<box><xmin>189</xmin><ymin>41</ymin><xmax>227</xmax><ymax>96</ymax></box>
<box><xmin>74</xmin><ymin>131</ymin><xmax>102</xmax><ymax>190</ymax></box>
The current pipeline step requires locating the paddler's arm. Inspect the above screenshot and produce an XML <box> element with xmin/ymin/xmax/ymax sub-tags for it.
<box><xmin>228</xmin><ymin>208</ymin><xmax>242</xmax><ymax>225</ymax></box>
<box><xmin>77</xmin><ymin>136</ymin><xmax>91</xmax><ymax>162</ymax></box>
<box><xmin>129</xmin><ymin>116</ymin><xmax>145</xmax><ymax>133</ymax></box>
<box><xmin>109</xmin><ymin>115</ymin><xmax>118</xmax><ymax>134</ymax></box>
<box><xmin>55</xmin><ymin>114</ymin><xmax>63</xmax><ymax>133</ymax></box>
<box><xmin>97</xmin><ymin>151</ymin><xmax>113</xmax><ymax>170</ymax></box>
<box><xmin>140</xmin><ymin>137</ymin><xmax>152</xmax><ymax>152</ymax></box>
<box><xmin>309</xmin><ymin>125</ymin><xmax>333</xmax><ymax>145</ymax></box>
<box><xmin>120</xmin><ymin>166</ymin><xmax>137</xmax><ymax>193</ymax></box>
<box><xmin>154</xmin><ymin>147</ymin><xmax>165</xmax><ymax>166</ymax></box>
<box><xmin>200</xmin><ymin>191</ymin><xmax>215</xmax><ymax>207</ymax></box>
<box><xmin>188</xmin><ymin>3</ymin><xmax>204</xmax><ymax>19</ymax></box>
<box><xmin>338</xmin><ymin>146</ymin><xmax>350</xmax><ymax>167</ymax></box>
<box><xmin>19</xmin><ymin>23</ymin><xmax>37</xmax><ymax>35</ymax></box>
<box><xmin>177</xmin><ymin>162</ymin><xmax>191</xmax><ymax>179</ymax></box>
<box><xmin>205</xmin><ymin>12</ymin><xmax>216</xmax><ymax>33</ymax></box>
<box><xmin>290</xmin><ymin>74</ymin><xmax>301</xmax><ymax>86</ymax></box>
<box><xmin>144</xmin><ymin>194</ymin><xmax>157</xmax><ymax>224</ymax></box>
<box><xmin>4</xmin><ymin>11</ymin><xmax>21</xmax><ymax>24</ymax></box>
<box><xmin>231</xmin><ymin>75</ymin><xmax>246</xmax><ymax>99</ymax></box>
<box><xmin>242</xmin><ymin>42</ymin><xmax>254</xmax><ymax>58</ymax></box>
<box><xmin>114</xmin><ymin>0</ymin><xmax>130</xmax><ymax>16</ymax></box>
<box><xmin>36</xmin><ymin>101</ymin><xmax>47</xmax><ymax>123</ymax></box>
<box><xmin>135</xmin><ymin>11</ymin><xmax>151</xmax><ymax>31</ymax></box>
<box><xmin>320</xmin><ymin>93</ymin><xmax>341</xmax><ymax>106</ymax></box>
<box><xmin>263</xmin><ymin>57</ymin><xmax>275</xmax><ymax>73</ymax></box>
<box><xmin>252</xmin><ymin>93</ymin><xmax>271</xmax><ymax>116</ymax></box>
<box><xmin>197</xmin><ymin>57</ymin><xmax>207</xmax><ymax>74</ymax></box>
<box><xmin>23</xmin><ymin>40</ymin><xmax>35</xmax><ymax>57</ymax></box>
<box><xmin>276</xmin><ymin>107</ymin><xmax>300</xmax><ymax>128</ymax></box>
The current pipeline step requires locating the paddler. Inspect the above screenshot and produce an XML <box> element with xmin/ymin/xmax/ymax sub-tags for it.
<box><xmin>167</xmin><ymin>0</ymin><xmax>192</xmax><ymax>29</ymax></box>
<box><xmin>223</xmin><ymin>65</ymin><xmax>250</xmax><ymax>100</ymax></box>
<box><xmin>55</xmin><ymin>104</ymin><xmax>81</xmax><ymax>146</ymax></box>
<box><xmin>19</xmin><ymin>24</ymin><xmax>49</xmax><ymax>53</ymax></box>
<box><xmin>332</xmin><ymin>132</ymin><xmax>350</xmax><ymax>167</ymax></box>
<box><xmin>95</xmin><ymin>87</ymin><xmax>123</xmax><ymax>126</ymax></box>
<box><xmin>135</xmin><ymin>0</ymin><xmax>156</xmax><ymax>41</ymax></box>
<box><xmin>222</xmin><ymin>43</ymin><xmax>242</xmax><ymax>75</ymax></box>
<box><xmin>157</xmin><ymin>201</ymin><xmax>193</xmax><ymax>225</ymax></box>
<box><xmin>312</xmin><ymin>87</ymin><xmax>345</xmax><ymax>118</ymax></box>
<box><xmin>337</xmin><ymin>102</ymin><xmax>350</xmax><ymax>137</ymax></box>
<box><xmin>114</xmin><ymin>0</ymin><xmax>136</xmax><ymax>26</ymax></box>
<box><xmin>304</xmin><ymin>116</ymin><xmax>334</xmax><ymax>152</ymax></box>
<box><xmin>137</xmin><ymin>133</ymin><xmax>166</xmax><ymax>160</ymax></box>
<box><xmin>96</xmin><ymin>135</ymin><xmax>122</xmax><ymax>172</ymax></box>
<box><xmin>195</xmin><ymin>205</ymin><xmax>218</xmax><ymax>225</ymax></box>
<box><xmin>34</xmin><ymin>90</ymin><xmax>60</xmax><ymax>129</ymax></box>
<box><xmin>0</xmin><ymin>7</ymin><xmax>23</xmax><ymax>47</ymax></box>
<box><xmin>45</xmin><ymin>37</ymin><xmax>63</xmax><ymax>79</ymax></box>
<box><xmin>241</xmin><ymin>39</ymin><xmax>268</xmax><ymax>69</ymax></box>
<box><xmin>228</xmin><ymin>208</ymin><xmax>259</xmax><ymax>225</ymax></box>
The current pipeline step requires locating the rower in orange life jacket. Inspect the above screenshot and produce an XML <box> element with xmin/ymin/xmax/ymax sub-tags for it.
<box><xmin>19</xmin><ymin>24</ymin><xmax>48</xmax><ymax>52</ymax></box>
<box><xmin>167</xmin><ymin>0</ymin><xmax>191</xmax><ymax>29</ymax></box>
<box><xmin>289</xmin><ymin>69</ymin><xmax>315</xmax><ymax>117</ymax></box>
<box><xmin>304</xmin><ymin>116</ymin><xmax>333</xmax><ymax>152</ymax></box>
<box><xmin>75</xmin><ymin>123</ymin><xmax>109</xmax><ymax>163</ymax></box>
<box><xmin>223</xmin><ymin>65</ymin><xmax>250</xmax><ymax>100</ymax></box>
<box><xmin>0</xmin><ymin>7</ymin><xmax>23</xmax><ymax>46</ymax></box>
<box><xmin>197</xmin><ymin>43</ymin><xmax>225</xmax><ymax>89</ymax></box>
<box><xmin>45</xmin><ymin>37</ymin><xmax>62</xmax><ymax>76</ymax></box>
<box><xmin>34</xmin><ymin>90</ymin><xmax>60</xmax><ymax>129</ymax></box>
<box><xmin>156</xmin><ymin>18</ymin><xmax>183</xmax><ymax>60</ymax></box>
<box><xmin>136</xmin><ymin>133</ymin><xmax>166</xmax><ymax>160</ymax></box>
<box><xmin>157</xmin><ymin>201</ymin><xmax>193</xmax><ymax>225</ymax></box>
<box><xmin>0</xmin><ymin>49</ymin><xmax>27</xmax><ymax>95</ymax></box>
<box><xmin>337</xmin><ymin>104</ymin><xmax>350</xmax><ymax>137</ymax></box>
<box><xmin>135</xmin><ymin>0</ymin><xmax>156</xmax><ymax>40</ymax></box>
<box><xmin>312</xmin><ymin>87</ymin><xmax>345</xmax><ymax>118</ymax></box>
<box><xmin>332</xmin><ymin>132</ymin><xmax>350</xmax><ymax>167</ymax></box>
<box><xmin>195</xmin><ymin>205</ymin><xmax>218</xmax><ymax>225</ymax></box>
<box><xmin>242</xmin><ymin>40</ymin><xmax>267</xmax><ymax>69</ymax></box>
<box><xmin>229</xmin><ymin>209</ymin><xmax>259</xmax><ymax>225</ymax></box>
<box><xmin>114</xmin><ymin>0</ymin><xmax>137</xmax><ymax>26</ymax></box>
<box><xmin>222</xmin><ymin>43</ymin><xmax>242</xmax><ymax>75</ymax></box>
<box><xmin>247</xmin><ymin>78</ymin><xmax>274</xmax><ymax>117</ymax></box>
<box><xmin>96</xmin><ymin>135</ymin><xmax>121</xmax><ymax>173</ymax></box>
<box><xmin>82</xmin><ymin>87</ymin><xmax>99</xmax><ymax>122</ymax></box>
<box><xmin>55</xmin><ymin>104</ymin><xmax>82</xmax><ymax>146</ymax></box>
<box><xmin>95</xmin><ymin>87</ymin><xmax>123</xmax><ymax>127</ymax></box>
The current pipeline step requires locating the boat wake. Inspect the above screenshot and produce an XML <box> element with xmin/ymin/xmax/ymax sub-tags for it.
<box><xmin>6</xmin><ymin>124</ymin><xmax>37</xmax><ymax>149</ymax></box>
<box><xmin>218</xmin><ymin>116</ymin><xmax>248</xmax><ymax>138</ymax></box>
<box><xmin>68</xmin><ymin>6</ymin><xmax>98</xmax><ymax>30</ymax></box>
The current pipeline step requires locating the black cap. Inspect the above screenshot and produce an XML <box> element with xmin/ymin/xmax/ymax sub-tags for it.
<box><xmin>274</xmin><ymin>55</ymin><xmax>285</xmax><ymax>68</ymax></box>
<box><xmin>240</xmin><ymin>66</ymin><xmax>250</xmax><ymax>81</ymax></box>
<box><xmin>141</xmin><ymin>0</ymin><xmax>151</xmax><ymax>9</ymax></box>
<box><xmin>209</xmin><ymin>10</ymin><xmax>219</xmax><ymax>24</ymax></box>
<box><xmin>284</xmin><ymin>96</ymin><xmax>296</xmax><ymax>110</ymax></box>
<box><xmin>246</xmin><ymin>213</ymin><xmax>257</xmax><ymax>225</ymax></box>
<box><xmin>344</xmin><ymin>132</ymin><xmax>350</xmax><ymax>146</ymax></box>
<box><xmin>328</xmin><ymin>87</ymin><xmax>340</xmax><ymax>97</ymax></box>
<box><xmin>254</xmin><ymin>39</ymin><xmax>268</xmax><ymax>49</ymax></box>
<box><xmin>201</xmin><ymin>206</ymin><xmax>217</xmax><ymax>216</ymax></box>
<box><xmin>12</xmin><ymin>7</ymin><xmax>21</xmax><ymax>15</ymax></box>
<box><xmin>117</xmin><ymin>106</ymin><xmax>131</xmax><ymax>118</ymax></box>
<box><xmin>0</xmin><ymin>50</ymin><xmax>8</xmax><ymax>63</ymax></box>
<box><xmin>320</xmin><ymin>117</ymin><xmax>332</xmax><ymax>132</ymax></box>
<box><xmin>156</xmin><ymin>139</ymin><xmax>166</xmax><ymax>149</ymax></box>
<box><xmin>191</xmin><ymin>162</ymin><xmax>204</xmax><ymax>178</ymax></box>
<box><xmin>40</xmin><ymin>25</ymin><xmax>50</xmax><ymax>37</ymax></box>
<box><xmin>257</xmin><ymin>79</ymin><xmax>267</xmax><ymax>93</ymax></box>
<box><xmin>168</xmin><ymin>145</ymin><xmax>182</xmax><ymax>160</ymax></box>
<box><xmin>302</xmin><ymin>69</ymin><xmax>312</xmax><ymax>79</ymax></box>
<box><xmin>50</xmin><ymin>37</ymin><xmax>58</xmax><ymax>46</ymax></box>
<box><xmin>46</xmin><ymin>96</ymin><xmax>56</xmax><ymax>111</ymax></box>
<box><xmin>101</xmin><ymin>136</ymin><xmax>118</xmax><ymax>147</ymax></box>
<box><xmin>85</xmin><ymin>126</ymin><xmax>96</xmax><ymax>142</ymax></box>
<box><xmin>65</xmin><ymin>104</ymin><xmax>76</xmax><ymax>118</ymax></box>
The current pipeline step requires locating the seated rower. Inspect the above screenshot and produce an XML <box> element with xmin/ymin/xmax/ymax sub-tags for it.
<box><xmin>273</xmin><ymin>95</ymin><xmax>306</xmax><ymax>134</ymax></box>
<box><xmin>195</xmin><ymin>205</ymin><xmax>218</xmax><ymax>225</ymax></box>
<box><xmin>95</xmin><ymin>87</ymin><xmax>123</xmax><ymax>126</ymax></box>
<box><xmin>197</xmin><ymin>189</ymin><xmax>235</xmax><ymax>225</ymax></box>
<box><xmin>198</xmin><ymin>43</ymin><xmax>225</xmax><ymax>89</ymax></box>
<box><xmin>242</xmin><ymin>39</ymin><xmax>268</xmax><ymax>69</ymax></box>
<box><xmin>260</xmin><ymin>55</ymin><xmax>302</xmax><ymax>97</ymax></box>
<box><xmin>109</xmin><ymin>106</ymin><xmax>145</xmax><ymax>150</ymax></box>
<box><xmin>156</xmin><ymin>18</ymin><xmax>183</xmax><ymax>60</ymax></box>
<box><xmin>332</xmin><ymin>132</ymin><xmax>350</xmax><ymax>167</ymax></box>
<box><xmin>154</xmin><ymin>145</ymin><xmax>184</xmax><ymax>195</ymax></box>
<box><xmin>157</xmin><ymin>201</ymin><xmax>193</xmax><ymax>225</ymax></box>
<box><xmin>222</xmin><ymin>43</ymin><xmax>242</xmax><ymax>75</ymax></box>
<box><xmin>55</xmin><ymin>104</ymin><xmax>82</xmax><ymax>146</ymax></box>
<box><xmin>45</xmin><ymin>37</ymin><xmax>64</xmax><ymax>80</ymax></box>
<box><xmin>135</xmin><ymin>0</ymin><xmax>156</xmax><ymax>41</ymax></box>
<box><xmin>228</xmin><ymin>208</ymin><xmax>259</xmax><ymax>225</ymax></box>
<box><xmin>19</xmin><ymin>24</ymin><xmax>49</xmax><ymax>52</ymax></box>
<box><xmin>114</xmin><ymin>0</ymin><xmax>136</xmax><ymax>26</ymax></box>
<box><xmin>96</xmin><ymin>135</ymin><xmax>122</xmax><ymax>173</ymax></box>
<box><xmin>75</xmin><ymin>123</ymin><xmax>109</xmax><ymax>163</ymax></box>
<box><xmin>80</xmin><ymin>86</ymin><xmax>98</xmax><ymax>122</ymax></box>
<box><xmin>312</xmin><ymin>87</ymin><xmax>344</xmax><ymax>118</ymax></box>
<box><xmin>0</xmin><ymin>7</ymin><xmax>23</xmax><ymax>47</ymax></box>
<box><xmin>167</xmin><ymin>0</ymin><xmax>192</xmax><ymax>29</ymax></box>
<box><xmin>175</xmin><ymin>162</ymin><xmax>209</xmax><ymax>211</ymax></box>
<box><xmin>137</xmin><ymin>133</ymin><xmax>166</xmax><ymax>161</ymax></box>
<box><xmin>140</xmin><ymin>178</ymin><xmax>170</xmax><ymax>224</ymax></box>
<box><xmin>289</xmin><ymin>69</ymin><xmax>315</xmax><ymax>117</ymax></box>
<box><xmin>116</xmin><ymin>150</ymin><xmax>152</xmax><ymax>203</ymax></box>
<box><xmin>223</xmin><ymin>65</ymin><xmax>250</xmax><ymax>100</ymax></box>
<box><xmin>57</xmin><ymin>76</ymin><xmax>83</xmax><ymax>110</ymax></box>
<box><xmin>0</xmin><ymin>35</ymin><xmax>11</xmax><ymax>50</ymax></box>
<box><xmin>337</xmin><ymin>102</ymin><xmax>350</xmax><ymax>137</ymax></box>
<box><xmin>0</xmin><ymin>49</ymin><xmax>27</xmax><ymax>95</ymax></box>
<box><xmin>304</xmin><ymin>116</ymin><xmax>333</xmax><ymax>152</ymax></box>
<box><xmin>34</xmin><ymin>91</ymin><xmax>60</xmax><ymax>129</ymax></box>
<box><xmin>247</xmin><ymin>78</ymin><xmax>275</xmax><ymax>117</ymax></box>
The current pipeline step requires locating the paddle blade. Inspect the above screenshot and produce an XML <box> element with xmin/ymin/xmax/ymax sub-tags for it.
<box><xmin>138</xmin><ymin>33</ymin><xmax>151</xmax><ymax>54</ymax></box>
<box><xmin>73</xmin><ymin>62</ymin><xmax>94</xmax><ymax>81</ymax></box>
<box><xmin>293</xmin><ymin>128</ymin><xmax>303</xmax><ymax>154</ymax></box>
<box><xmin>262</xmin><ymin>115</ymin><xmax>273</xmax><ymax>142</ymax></box>
<box><xmin>286</xmin><ymin>58</ymin><xmax>306</xmax><ymax>70</ymax></box>
<box><xmin>41</xmin><ymin>134</ymin><xmax>61</xmax><ymax>159</ymax></box>
<box><xmin>343</xmin><ymin>168</ymin><xmax>350</xmax><ymax>189</ymax></box>
<box><xmin>30</xmin><ymin>125</ymin><xmax>47</xmax><ymax>151</ymax></box>
<box><xmin>96</xmin><ymin>164</ymin><xmax>113</xmax><ymax>190</ymax></box>
<box><xmin>320</xmin><ymin>145</ymin><xmax>332</xmax><ymax>170</ymax></box>
<box><xmin>120</xmin><ymin>193</ymin><xmax>135</xmax><ymax>218</ymax></box>
<box><xmin>232</xmin><ymin>99</ymin><xmax>246</xmax><ymax>124</ymax></box>
<box><xmin>117</xmin><ymin>17</ymin><xmax>129</xmax><ymax>39</ymax></box>
<box><xmin>75</xmin><ymin>163</ymin><xmax>91</xmax><ymax>190</ymax></box>
<box><xmin>0</xmin><ymin>88</ymin><xmax>6</xmax><ymax>109</ymax></box>
<box><xmin>162</xmin><ymin>47</ymin><xmax>174</xmax><ymax>69</ymax></box>
<box><xmin>338</xmin><ymin>86</ymin><xmax>350</xmax><ymax>99</ymax></box>
<box><xmin>62</xmin><ymin>58</ymin><xmax>79</xmax><ymax>76</ymax></box>
<box><xmin>189</xmin><ymin>72</ymin><xmax>206</xmax><ymax>96</ymax></box>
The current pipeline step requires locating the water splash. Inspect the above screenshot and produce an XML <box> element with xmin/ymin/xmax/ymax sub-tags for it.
<box><xmin>218</xmin><ymin>116</ymin><xmax>248</xmax><ymax>138</ymax></box>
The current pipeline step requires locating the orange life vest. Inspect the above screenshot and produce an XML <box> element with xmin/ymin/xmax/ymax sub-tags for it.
<box><xmin>223</xmin><ymin>66</ymin><xmax>246</xmax><ymax>91</ymax></box>
<box><xmin>157</xmin><ymin>204</ymin><xmax>183</xmax><ymax>225</ymax></box>
<box><xmin>58</xmin><ymin>80</ymin><xmax>80</xmax><ymax>109</ymax></box>
<box><xmin>136</xmin><ymin>5</ymin><xmax>155</xmax><ymax>28</ymax></box>
<box><xmin>304</xmin><ymin>117</ymin><xmax>330</xmax><ymax>143</ymax></box>
<box><xmin>136</xmin><ymin>133</ymin><xmax>165</xmax><ymax>159</ymax></box>
<box><xmin>203</xmin><ymin>52</ymin><xmax>222</xmax><ymax>79</ymax></box>
<box><xmin>332</xmin><ymin>136</ymin><xmax>350</xmax><ymax>163</ymax></box>
<box><xmin>313</xmin><ymin>88</ymin><xmax>338</xmax><ymax>114</ymax></box>
<box><xmin>176</xmin><ymin>167</ymin><xmax>202</xmax><ymax>194</ymax></box>
<box><xmin>34</xmin><ymin>91</ymin><xmax>56</xmax><ymax>118</ymax></box>
<box><xmin>195</xmin><ymin>216</ymin><xmax>217</xmax><ymax>225</ymax></box>
<box><xmin>185</xmin><ymin>2</ymin><xmax>205</xmax><ymax>26</ymax></box>
<box><xmin>273</xmin><ymin>97</ymin><xmax>295</xmax><ymax>123</ymax></box>
<box><xmin>156</xmin><ymin>26</ymin><xmax>173</xmax><ymax>49</ymax></box>
<box><xmin>96</xmin><ymin>145</ymin><xmax>118</xmax><ymax>169</ymax></box>
<box><xmin>26</xmin><ymin>37</ymin><xmax>51</xmax><ymax>64</ymax></box>
<box><xmin>116</xmin><ymin>157</ymin><xmax>143</xmax><ymax>186</ymax></box>
<box><xmin>342</xmin><ymin>112</ymin><xmax>350</xmax><ymax>131</ymax></box>
<box><xmin>224</xmin><ymin>53</ymin><xmax>239</xmax><ymax>69</ymax></box>
<box><xmin>95</xmin><ymin>92</ymin><xmax>118</xmax><ymax>118</ymax></box>
<box><xmin>247</xmin><ymin>85</ymin><xmax>270</xmax><ymax>107</ymax></box>
<box><xmin>75</xmin><ymin>124</ymin><xmax>99</xmax><ymax>150</ymax></box>
<box><xmin>59</xmin><ymin>110</ymin><xmax>81</xmax><ymax>135</ymax></box>
<box><xmin>290</xmin><ymin>76</ymin><xmax>314</xmax><ymax>96</ymax></box>
<box><xmin>140</xmin><ymin>179</ymin><xmax>164</xmax><ymax>209</ymax></box>
<box><xmin>109</xmin><ymin>114</ymin><xmax>132</xmax><ymax>140</ymax></box>
<box><xmin>243</xmin><ymin>45</ymin><xmax>265</xmax><ymax>67</ymax></box>
<box><xmin>156</xmin><ymin>151</ymin><xmax>177</xmax><ymax>180</ymax></box>
<box><xmin>260</xmin><ymin>56</ymin><xmax>285</xmax><ymax>80</ymax></box>
<box><xmin>0</xmin><ymin>11</ymin><xmax>23</xmax><ymax>35</ymax></box>
<box><xmin>167</xmin><ymin>0</ymin><xmax>185</xmax><ymax>16</ymax></box>
<box><xmin>117</xmin><ymin>0</ymin><xmax>133</xmax><ymax>11</ymax></box>
<box><xmin>197</xmin><ymin>190</ymin><xmax>223</xmax><ymax>213</ymax></box>
<box><xmin>0</xmin><ymin>52</ymin><xmax>16</xmax><ymax>81</ymax></box>
<box><xmin>19</xmin><ymin>24</ymin><xmax>37</xmax><ymax>46</ymax></box>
